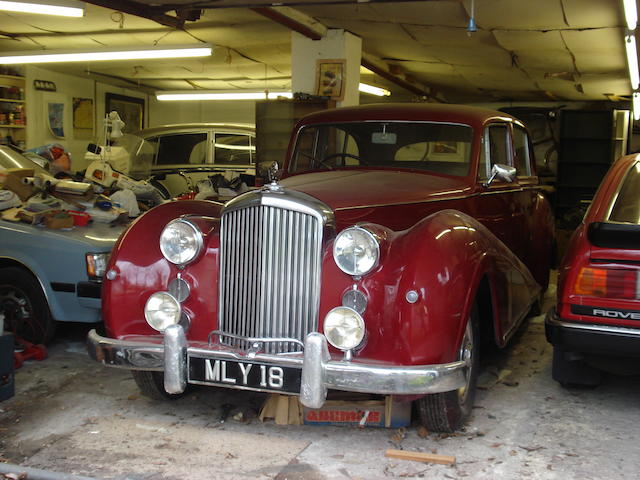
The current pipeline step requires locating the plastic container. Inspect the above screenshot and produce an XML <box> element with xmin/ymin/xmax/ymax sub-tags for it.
<box><xmin>69</xmin><ymin>210</ymin><xmax>91</xmax><ymax>226</ymax></box>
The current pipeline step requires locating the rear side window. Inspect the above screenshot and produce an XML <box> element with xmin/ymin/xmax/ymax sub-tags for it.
<box><xmin>155</xmin><ymin>133</ymin><xmax>207</xmax><ymax>166</ymax></box>
<box><xmin>608</xmin><ymin>162</ymin><xmax>640</xmax><ymax>223</ymax></box>
<box><xmin>214</xmin><ymin>133</ymin><xmax>254</xmax><ymax>165</ymax></box>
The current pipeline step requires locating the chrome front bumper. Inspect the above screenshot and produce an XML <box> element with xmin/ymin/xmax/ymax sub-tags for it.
<box><xmin>87</xmin><ymin>325</ymin><xmax>467</xmax><ymax>408</ymax></box>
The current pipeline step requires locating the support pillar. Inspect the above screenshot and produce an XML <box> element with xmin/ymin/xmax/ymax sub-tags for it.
<box><xmin>291</xmin><ymin>29</ymin><xmax>362</xmax><ymax>107</ymax></box>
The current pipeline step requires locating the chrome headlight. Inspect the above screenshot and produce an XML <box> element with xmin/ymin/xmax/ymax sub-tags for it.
<box><xmin>86</xmin><ymin>252</ymin><xmax>109</xmax><ymax>280</ymax></box>
<box><xmin>323</xmin><ymin>306</ymin><xmax>365</xmax><ymax>351</ymax></box>
<box><xmin>144</xmin><ymin>292</ymin><xmax>181</xmax><ymax>332</ymax></box>
<box><xmin>333</xmin><ymin>226</ymin><xmax>380</xmax><ymax>276</ymax></box>
<box><xmin>160</xmin><ymin>218</ymin><xmax>203</xmax><ymax>265</ymax></box>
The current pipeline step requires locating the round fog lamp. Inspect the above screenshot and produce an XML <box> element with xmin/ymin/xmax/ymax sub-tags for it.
<box><xmin>144</xmin><ymin>291</ymin><xmax>181</xmax><ymax>332</ymax></box>
<box><xmin>323</xmin><ymin>306</ymin><xmax>365</xmax><ymax>351</ymax></box>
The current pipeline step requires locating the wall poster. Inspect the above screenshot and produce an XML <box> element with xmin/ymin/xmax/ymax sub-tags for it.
<box><xmin>105</xmin><ymin>93</ymin><xmax>144</xmax><ymax>133</ymax></box>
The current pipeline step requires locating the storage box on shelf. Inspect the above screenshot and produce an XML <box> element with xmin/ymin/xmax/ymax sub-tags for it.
<box><xmin>0</xmin><ymin>69</ymin><xmax>26</xmax><ymax>149</ymax></box>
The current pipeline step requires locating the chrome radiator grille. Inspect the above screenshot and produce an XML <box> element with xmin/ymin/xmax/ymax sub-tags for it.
<box><xmin>218</xmin><ymin>203</ymin><xmax>323</xmax><ymax>353</ymax></box>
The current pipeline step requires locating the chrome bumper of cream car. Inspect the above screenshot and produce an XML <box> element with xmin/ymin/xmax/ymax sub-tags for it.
<box><xmin>87</xmin><ymin>325</ymin><xmax>467</xmax><ymax>408</ymax></box>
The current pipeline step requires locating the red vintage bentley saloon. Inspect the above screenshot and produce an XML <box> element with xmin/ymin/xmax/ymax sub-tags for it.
<box><xmin>547</xmin><ymin>154</ymin><xmax>640</xmax><ymax>386</ymax></box>
<box><xmin>88</xmin><ymin>103</ymin><xmax>554</xmax><ymax>432</ymax></box>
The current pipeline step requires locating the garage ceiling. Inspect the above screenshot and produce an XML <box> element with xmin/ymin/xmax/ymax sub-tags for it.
<box><xmin>0</xmin><ymin>0</ymin><xmax>631</xmax><ymax>103</ymax></box>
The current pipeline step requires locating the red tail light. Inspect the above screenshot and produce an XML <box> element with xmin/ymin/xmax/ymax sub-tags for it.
<box><xmin>574</xmin><ymin>267</ymin><xmax>638</xmax><ymax>300</ymax></box>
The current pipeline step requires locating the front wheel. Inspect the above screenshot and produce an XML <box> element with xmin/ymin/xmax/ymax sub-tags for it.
<box><xmin>131</xmin><ymin>370</ymin><xmax>188</xmax><ymax>400</ymax></box>
<box><xmin>415</xmin><ymin>304</ymin><xmax>480</xmax><ymax>432</ymax></box>
<box><xmin>0</xmin><ymin>267</ymin><xmax>55</xmax><ymax>344</ymax></box>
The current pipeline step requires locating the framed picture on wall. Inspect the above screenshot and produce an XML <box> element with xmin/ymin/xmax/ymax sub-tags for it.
<box><xmin>105</xmin><ymin>93</ymin><xmax>144</xmax><ymax>133</ymax></box>
<box><xmin>315</xmin><ymin>59</ymin><xmax>345</xmax><ymax>100</ymax></box>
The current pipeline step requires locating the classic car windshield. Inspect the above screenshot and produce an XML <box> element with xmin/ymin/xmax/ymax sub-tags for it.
<box><xmin>289</xmin><ymin>122</ymin><xmax>473</xmax><ymax>176</ymax></box>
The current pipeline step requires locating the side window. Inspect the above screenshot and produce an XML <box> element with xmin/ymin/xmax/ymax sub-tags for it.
<box><xmin>155</xmin><ymin>133</ymin><xmax>207</xmax><ymax>166</ymax></box>
<box><xmin>512</xmin><ymin>126</ymin><xmax>532</xmax><ymax>177</ymax></box>
<box><xmin>136</xmin><ymin>136</ymin><xmax>159</xmax><ymax>170</ymax></box>
<box><xmin>214</xmin><ymin>133</ymin><xmax>254</xmax><ymax>165</ymax></box>
<box><xmin>479</xmin><ymin>125</ymin><xmax>510</xmax><ymax>181</ymax></box>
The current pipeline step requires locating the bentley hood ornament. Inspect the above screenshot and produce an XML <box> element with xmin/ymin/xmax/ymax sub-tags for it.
<box><xmin>266</xmin><ymin>161</ymin><xmax>283</xmax><ymax>191</ymax></box>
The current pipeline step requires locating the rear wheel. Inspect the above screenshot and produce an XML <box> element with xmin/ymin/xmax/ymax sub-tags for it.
<box><xmin>0</xmin><ymin>267</ymin><xmax>55</xmax><ymax>344</ymax></box>
<box><xmin>132</xmin><ymin>370</ymin><xmax>187</xmax><ymax>400</ymax></box>
<box><xmin>416</xmin><ymin>305</ymin><xmax>480</xmax><ymax>432</ymax></box>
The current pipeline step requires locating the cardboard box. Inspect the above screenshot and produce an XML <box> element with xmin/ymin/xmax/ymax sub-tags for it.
<box><xmin>4</xmin><ymin>168</ymin><xmax>35</xmax><ymax>201</ymax></box>
<box><xmin>303</xmin><ymin>395</ymin><xmax>411</xmax><ymax>428</ymax></box>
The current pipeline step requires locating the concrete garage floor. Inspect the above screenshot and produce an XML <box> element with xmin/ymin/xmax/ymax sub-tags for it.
<box><xmin>2</xmin><ymin>281</ymin><xmax>640</xmax><ymax>480</ymax></box>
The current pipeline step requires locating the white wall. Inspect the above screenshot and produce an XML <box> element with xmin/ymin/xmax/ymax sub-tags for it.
<box><xmin>24</xmin><ymin>66</ymin><xmax>148</xmax><ymax>171</ymax></box>
<box><xmin>22</xmin><ymin>65</ymin><xmax>258</xmax><ymax>171</ymax></box>
<box><xmin>148</xmin><ymin>97</ymin><xmax>255</xmax><ymax>126</ymax></box>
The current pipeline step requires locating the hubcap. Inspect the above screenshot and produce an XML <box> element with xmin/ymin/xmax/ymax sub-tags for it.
<box><xmin>457</xmin><ymin>321</ymin><xmax>474</xmax><ymax>405</ymax></box>
<box><xmin>0</xmin><ymin>285</ymin><xmax>38</xmax><ymax>340</ymax></box>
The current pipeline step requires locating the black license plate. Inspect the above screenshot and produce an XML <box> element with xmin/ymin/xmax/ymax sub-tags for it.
<box><xmin>188</xmin><ymin>356</ymin><xmax>301</xmax><ymax>394</ymax></box>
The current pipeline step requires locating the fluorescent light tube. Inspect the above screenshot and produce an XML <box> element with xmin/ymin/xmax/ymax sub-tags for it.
<box><xmin>359</xmin><ymin>83</ymin><xmax>391</xmax><ymax>96</ymax></box>
<box><xmin>626</xmin><ymin>34</ymin><xmax>639</xmax><ymax>90</ymax></box>
<box><xmin>634</xmin><ymin>92</ymin><xmax>640</xmax><ymax>120</ymax></box>
<box><xmin>0</xmin><ymin>0</ymin><xmax>84</xmax><ymax>17</ymax></box>
<box><xmin>624</xmin><ymin>0</ymin><xmax>638</xmax><ymax>30</ymax></box>
<box><xmin>0</xmin><ymin>44</ymin><xmax>212</xmax><ymax>64</ymax></box>
<box><xmin>156</xmin><ymin>91</ymin><xmax>293</xmax><ymax>101</ymax></box>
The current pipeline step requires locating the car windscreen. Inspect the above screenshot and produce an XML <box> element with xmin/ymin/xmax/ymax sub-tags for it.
<box><xmin>608</xmin><ymin>161</ymin><xmax>640</xmax><ymax>223</ymax></box>
<box><xmin>0</xmin><ymin>146</ymin><xmax>49</xmax><ymax>176</ymax></box>
<box><xmin>289</xmin><ymin>122</ymin><xmax>473</xmax><ymax>177</ymax></box>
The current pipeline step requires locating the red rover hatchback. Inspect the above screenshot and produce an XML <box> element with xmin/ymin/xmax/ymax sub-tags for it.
<box><xmin>547</xmin><ymin>154</ymin><xmax>640</xmax><ymax>386</ymax></box>
<box><xmin>89</xmin><ymin>103</ymin><xmax>554</xmax><ymax>432</ymax></box>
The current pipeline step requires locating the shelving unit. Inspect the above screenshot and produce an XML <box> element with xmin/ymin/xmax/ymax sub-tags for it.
<box><xmin>0</xmin><ymin>73</ymin><xmax>26</xmax><ymax>148</ymax></box>
<box><xmin>555</xmin><ymin>109</ymin><xmax>629</xmax><ymax>229</ymax></box>
<box><xmin>255</xmin><ymin>99</ymin><xmax>334</xmax><ymax>173</ymax></box>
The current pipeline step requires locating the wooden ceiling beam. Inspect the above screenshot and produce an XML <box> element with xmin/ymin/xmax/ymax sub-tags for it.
<box><xmin>83</xmin><ymin>0</ymin><xmax>185</xmax><ymax>29</ymax></box>
<box><xmin>251</xmin><ymin>6</ymin><xmax>326</xmax><ymax>40</ymax></box>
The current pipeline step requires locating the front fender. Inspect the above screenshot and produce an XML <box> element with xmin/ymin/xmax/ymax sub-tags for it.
<box><xmin>338</xmin><ymin>209</ymin><xmax>539</xmax><ymax>366</ymax></box>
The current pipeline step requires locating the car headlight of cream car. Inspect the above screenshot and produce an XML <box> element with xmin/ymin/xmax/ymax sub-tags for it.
<box><xmin>333</xmin><ymin>226</ymin><xmax>380</xmax><ymax>276</ymax></box>
<box><xmin>159</xmin><ymin>218</ymin><xmax>203</xmax><ymax>265</ymax></box>
<box><xmin>323</xmin><ymin>306</ymin><xmax>365</xmax><ymax>351</ymax></box>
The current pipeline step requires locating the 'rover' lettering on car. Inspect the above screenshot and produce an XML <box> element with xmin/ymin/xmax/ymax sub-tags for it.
<box><xmin>570</xmin><ymin>304</ymin><xmax>640</xmax><ymax>320</ymax></box>
<box><xmin>592</xmin><ymin>309</ymin><xmax>640</xmax><ymax>320</ymax></box>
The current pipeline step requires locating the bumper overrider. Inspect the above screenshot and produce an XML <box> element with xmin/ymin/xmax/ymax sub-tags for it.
<box><xmin>87</xmin><ymin>324</ymin><xmax>467</xmax><ymax>408</ymax></box>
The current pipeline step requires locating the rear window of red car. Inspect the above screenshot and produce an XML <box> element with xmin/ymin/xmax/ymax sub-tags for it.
<box><xmin>608</xmin><ymin>161</ymin><xmax>640</xmax><ymax>223</ymax></box>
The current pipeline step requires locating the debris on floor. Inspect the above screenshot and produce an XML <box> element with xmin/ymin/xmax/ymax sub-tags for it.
<box><xmin>384</xmin><ymin>448</ymin><xmax>456</xmax><ymax>465</ymax></box>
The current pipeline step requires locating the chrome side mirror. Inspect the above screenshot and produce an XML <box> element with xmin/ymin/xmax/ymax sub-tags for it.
<box><xmin>484</xmin><ymin>163</ymin><xmax>516</xmax><ymax>187</ymax></box>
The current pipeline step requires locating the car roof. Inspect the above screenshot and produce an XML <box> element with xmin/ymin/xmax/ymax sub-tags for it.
<box><xmin>133</xmin><ymin>123</ymin><xmax>255</xmax><ymax>136</ymax></box>
<box><xmin>296</xmin><ymin>103</ymin><xmax>518</xmax><ymax>129</ymax></box>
